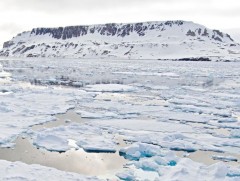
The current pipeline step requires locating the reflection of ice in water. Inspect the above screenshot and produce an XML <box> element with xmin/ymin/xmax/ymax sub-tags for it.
<box><xmin>31</xmin><ymin>110</ymin><xmax>85</xmax><ymax>131</ymax></box>
<box><xmin>0</xmin><ymin>109</ymin><xmax>128</xmax><ymax>179</ymax></box>
<box><xmin>0</xmin><ymin>137</ymin><xmax>126</xmax><ymax>179</ymax></box>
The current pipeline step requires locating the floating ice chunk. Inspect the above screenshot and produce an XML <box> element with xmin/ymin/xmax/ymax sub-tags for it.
<box><xmin>85</xmin><ymin>84</ymin><xmax>136</xmax><ymax>92</ymax></box>
<box><xmin>119</xmin><ymin>143</ymin><xmax>161</xmax><ymax>160</ymax></box>
<box><xmin>135</xmin><ymin>159</ymin><xmax>160</xmax><ymax>171</ymax></box>
<box><xmin>230</xmin><ymin>129</ymin><xmax>240</xmax><ymax>138</ymax></box>
<box><xmin>33</xmin><ymin>134</ymin><xmax>70</xmax><ymax>152</ymax></box>
<box><xmin>32</xmin><ymin>123</ymin><xmax>117</xmax><ymax>153</ymax></box>
<box><xmin>76</xmin><ymin>110</ymin><xmax>106</xmax><ymax>119</ymax></box>
<box><xmin>154</xmin><ymin>156</ymin><xmax>169</xmax><ymax>166</ymax></box>
<box><xmin>76</xmin><ymin>110</ymin><xmax>118</xmax><ymax>119</ymax></box>
<box><xmin>77</xmin><ymin>139</ymin><xmax>116</xmax><ymax>153</ymax></box>
<box><xmin>160</xmin><ymin>151</ymin><xmax>178</xmax><ymax>166</ymax></box>
<box><xmin>212</xmin><ymin>155</ymin><xmax>238</xmax><ymax>162</ymax></box>
<box><xmin>116</xmin><ymin>170</ymin><xmax>136</xmax><ymax>181</ymax></box>
<box><xmin>138</xmin><ymin>152</ymin><xmax>178</xmax><ymax>170</ymax></box>
<box><xmin>161</xmin><ymin>134</ymin><xmax>197</xmax><ymax>152</ymax></box>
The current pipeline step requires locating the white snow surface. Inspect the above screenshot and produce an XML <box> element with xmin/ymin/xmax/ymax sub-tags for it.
<box><xmin>0</xmin><ymin>159</ymin><xmax>99</xmax><ymax>181</ymax></box>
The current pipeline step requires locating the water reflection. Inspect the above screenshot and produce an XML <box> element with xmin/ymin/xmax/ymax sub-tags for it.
<box><xmin>175</xmin><ymin>150</ymin><xmax>240</xmax><ymax>167</ymax></box>
<box><xmin>32</xmin><ymin>110</ymin><xmax>85</xmax><ymax>131</ymax></box>
<box><xmin>0</xmin><ymin>137</ymin><xmax>127</xmax><ymax>178</ymax></box>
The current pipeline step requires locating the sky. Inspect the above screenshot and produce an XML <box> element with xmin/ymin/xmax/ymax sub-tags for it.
<box><xmin>0</xmin><ymin>0</ymin><xmax>240</xmax><ymax>47</ymax></box>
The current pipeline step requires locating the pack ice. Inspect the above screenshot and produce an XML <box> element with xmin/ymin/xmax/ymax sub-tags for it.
<box><xmin>0</xmin><ymin>59</ymin><xmax>240</xmax><ymax>180</ymax></box>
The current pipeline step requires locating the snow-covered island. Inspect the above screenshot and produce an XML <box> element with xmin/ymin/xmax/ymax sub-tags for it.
<box><xmin>1</xmin><ymin>21</ymin><xmax>240</xmax><ymax>61</ymax></box>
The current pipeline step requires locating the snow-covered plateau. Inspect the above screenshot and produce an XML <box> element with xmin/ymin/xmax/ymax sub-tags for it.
<box><xmin>0</xmin><ymin>58</ymin><xmax>240</xmax><ymax>180</ymax></box>
<box><xmin>0</xmin><ymin>20</ymin><xmax>240</xmax><ymax>61</ymax></box>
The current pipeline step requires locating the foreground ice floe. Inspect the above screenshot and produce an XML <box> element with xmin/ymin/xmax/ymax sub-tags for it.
<box><xmin>0</xmin><ymin>160</ymin><xmax>99</xmax><ymax>181</ymax></box>
<box><xmin>117</xmin><ymin>143</ymin><xmax>240</xmax><ymax>181</ymax></box>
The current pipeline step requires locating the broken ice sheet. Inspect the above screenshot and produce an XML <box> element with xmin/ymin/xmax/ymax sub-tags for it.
<box><xmin>31</xmin><ymin>123</ymin><xmax>117</xmax><ymax>153</ymax></box>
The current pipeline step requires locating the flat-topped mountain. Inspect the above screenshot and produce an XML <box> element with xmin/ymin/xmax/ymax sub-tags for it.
<box><xmin>1</xmin><ymin>20</ymin><xmax>239</xmax><ymax>60</ymax></box>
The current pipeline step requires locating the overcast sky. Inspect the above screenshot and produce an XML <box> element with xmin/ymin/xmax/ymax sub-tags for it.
<box><xmin>0</xmin><ymin>0</ymin><xmax>240</xmax><ymax>47</ymax></box>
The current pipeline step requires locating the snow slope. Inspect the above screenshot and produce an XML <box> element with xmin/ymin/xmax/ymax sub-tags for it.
<box><xmin>1</xmin><ymin>21</ymin><xmax>240</xmax><ymax>60</ymax></box>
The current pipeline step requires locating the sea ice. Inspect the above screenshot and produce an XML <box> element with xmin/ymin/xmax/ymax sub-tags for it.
<box><xmin>31</xmin><ymin>123</ymin><xmax>117</xmax><ymax>152</ymax></box>
<box><xmin>0</xmin><ymin>160</ymin><xmax>99</xmax><ymax>181</ymax></box>
<box><xmin>84</xmin><ymin>84</ymin><xmax>136</xmax><ymax>93</ymax></box>
<box><xmin>230</xmin><ymin>129</ymin><xmax>240</xmax><ymax>138</ymax></box>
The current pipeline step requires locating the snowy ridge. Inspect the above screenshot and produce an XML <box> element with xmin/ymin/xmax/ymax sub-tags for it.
<box><xmin>1</xmin><ymin>20</ymin><xmax>240</xmax><ymax>60</ymax></box>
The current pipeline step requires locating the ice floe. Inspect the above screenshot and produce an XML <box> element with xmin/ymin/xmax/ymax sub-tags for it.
<box><xmin>0</xmin><ymin>160</ymin><xmax>99</xmax><ymax>181</ymax></box>
<box><xmin>31</xmin><ymin>123</ymin><xmax>117</xmax><ymax>152</ymax></box>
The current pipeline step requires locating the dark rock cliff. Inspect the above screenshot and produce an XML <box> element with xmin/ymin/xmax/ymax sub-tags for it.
<box><xmin>29</xmin><ymin>21</ymin><xmax>185</xmax><ymax>40</ymax></box>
